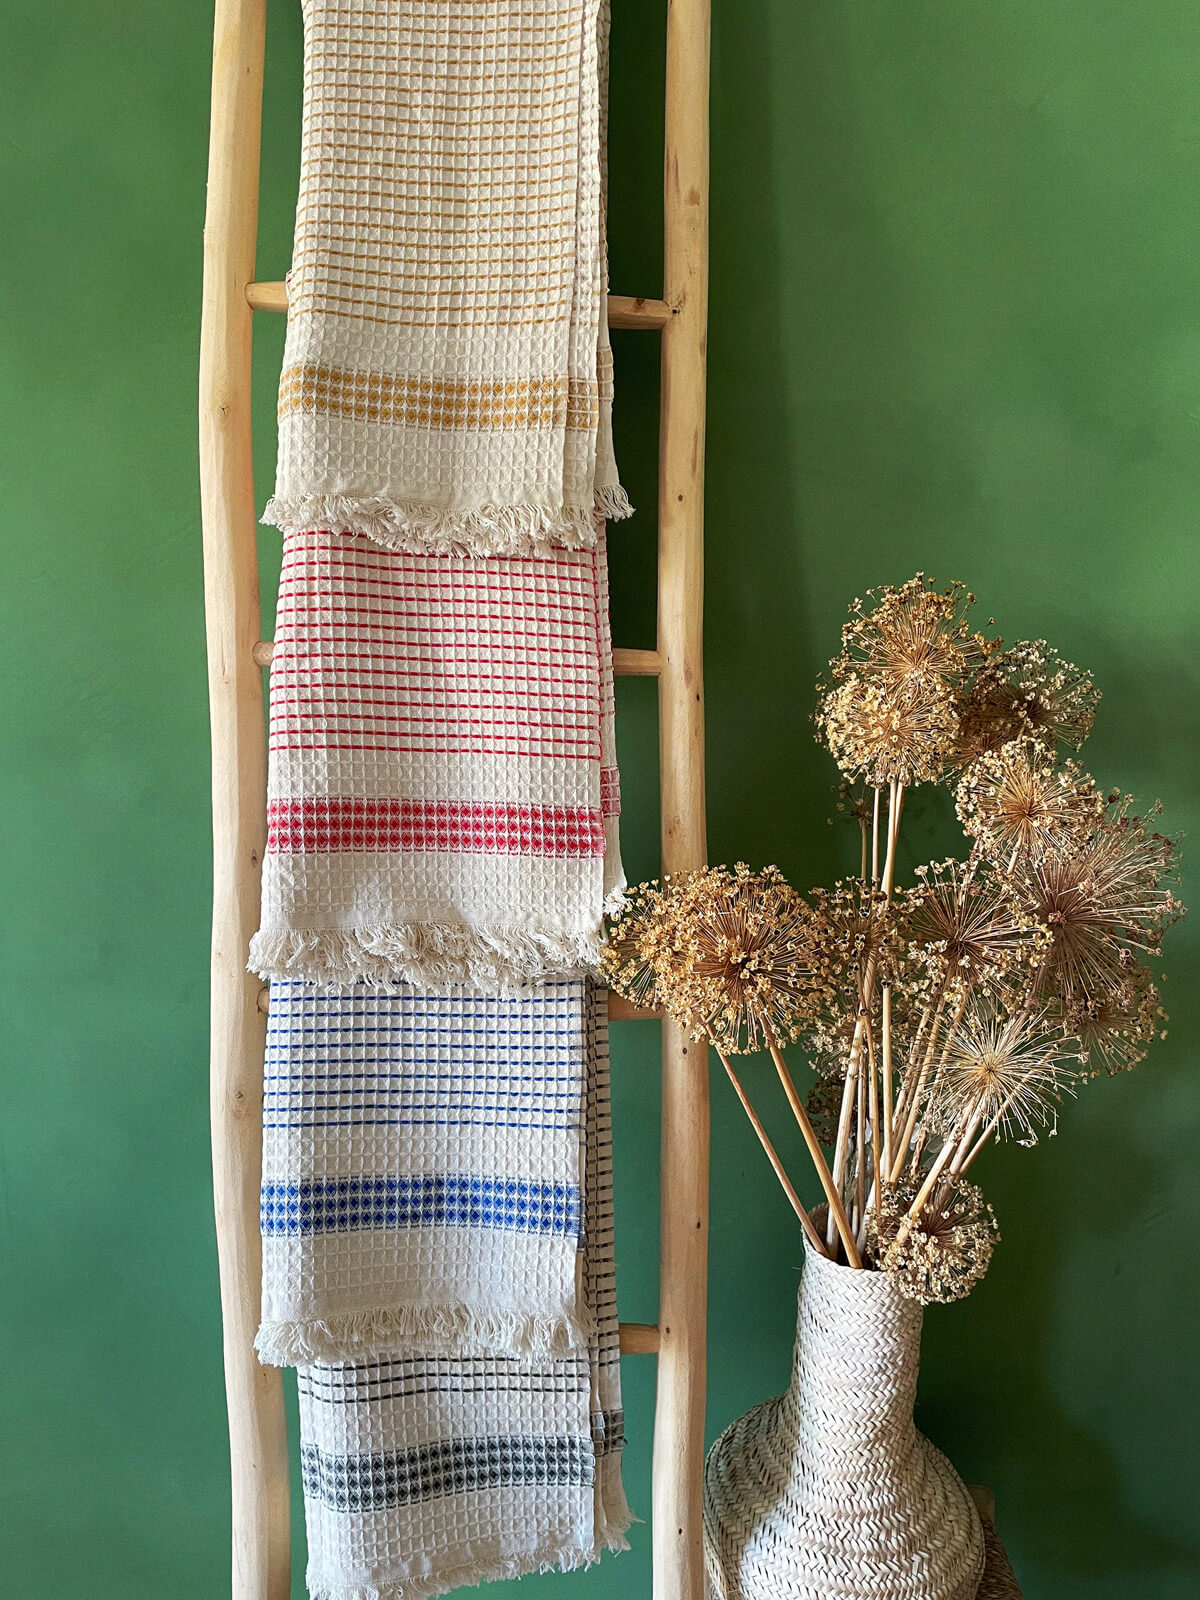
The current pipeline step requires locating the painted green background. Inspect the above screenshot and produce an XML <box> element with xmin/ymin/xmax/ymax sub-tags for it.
<box><xmin>1</xmin><ymin>1</ymin><xmax>1197</xmax><ymax>1595</ymax></box>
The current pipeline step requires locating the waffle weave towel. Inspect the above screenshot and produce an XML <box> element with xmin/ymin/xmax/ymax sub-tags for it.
<box><xmin>296</xmin><ymin>986</ymin><xmax>630</xmax><ymax>1600</ymax></box>
<box><xmin>257</xmin><ymin>978</ymin><xmax>595</xmax><ymax>1365</ymax></box>
<box><xmin>248</xmin><ymin>529</ymin><xmax>623</xmax><ymax>989</ymax></box>
<box><xmin>263</xmin><ymin>0</ymin><xmax>630</xmax><ymax>557</ymax></box>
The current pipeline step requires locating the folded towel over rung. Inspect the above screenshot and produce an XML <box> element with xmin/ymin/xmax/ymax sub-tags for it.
<box><xmin>257</xmin><ymin>978</ymin><xmax>595</xmax><ymax>1366</ymax></box>
<box><xmin>264</xmin><ymin>0</ymin><xmax>630</xmax><ymax>558</ymax></box>
<box><xmin>249</xmin><ymin>529</ymin><xmax>624</xmax><ymax>992</ymax></box>
<box><xmin>292</xmin><ymin>985</ymin><xmax>631</xmax><ymax>1600</ymax></box>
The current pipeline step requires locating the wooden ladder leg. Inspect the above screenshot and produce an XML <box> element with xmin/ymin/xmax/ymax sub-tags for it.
<box><xmin>199</xmin><ymin>0</ymin><xmax>291</xmax><ymax>1596</ymax></box>
<box><xmin>652</xmin><ymin>4</ymin><xmax>711</xmax><ymax>1600</ymax></box>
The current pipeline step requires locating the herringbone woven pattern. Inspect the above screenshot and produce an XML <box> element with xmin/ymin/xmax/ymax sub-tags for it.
<box><xmin>704</xmin><ymin>1236</ymin><xmax>986</xmax><ymax>1600</ymax></box>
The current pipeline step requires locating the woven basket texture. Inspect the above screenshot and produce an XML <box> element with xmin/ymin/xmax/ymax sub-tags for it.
<box><xmin>704</xmin><ymin>1237</ymin><xmax>986</xmax><ymax>1600</ymax></box>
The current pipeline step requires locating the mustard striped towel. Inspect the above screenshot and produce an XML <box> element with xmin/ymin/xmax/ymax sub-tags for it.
<box><xmin>264</xmin><ymin>0</ymin><xmax>630</xmax><ymax>557</ymax></box>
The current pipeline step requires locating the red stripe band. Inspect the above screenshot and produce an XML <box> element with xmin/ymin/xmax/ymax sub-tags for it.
<box><xmin>267</xmin><ymin>797</ymin><xmax>606</xmax><ymax>859</ymax></box>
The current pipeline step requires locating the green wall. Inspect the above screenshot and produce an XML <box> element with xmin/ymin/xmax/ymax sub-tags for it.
<box><xmin>2</xmin><ymin>2</ymin><xmax>1197</xmax><ymax>1595</ymax></box>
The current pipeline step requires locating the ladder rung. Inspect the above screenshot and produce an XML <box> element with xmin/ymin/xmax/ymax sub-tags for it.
<box><xmin>254</xmin><ymin>639</ymin><xmax>660</xmax><ymax>676</ymax></box>
<box><xmin>606</xmin><ymin>991</ymin><xmax>662</xmax><ymax>1021</ymax></box>
<box><xmin>258</xmin><ymin>984</ymin><xmax>660</xmax><ymax>1021</ymax></box>
<box><xmin>245</xmin><ymin>280</ymin><xmax>672</xmax><ymax>331</ymax></box>
<box><xmin>618</xmin><ymin>1321</ymin><xmax>660</xmax><ymax>1354</ymax></box>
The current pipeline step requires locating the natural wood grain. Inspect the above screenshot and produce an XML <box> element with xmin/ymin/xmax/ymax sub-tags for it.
<box><xmin>606</xmin><ymin>990</ymin><xmax>663</xmax><ymax>1021</ymax></box>
<box><xmin>253</xmin><ymin>639</ymin><xmax>661</xmax><ymax>677</ymax></box>
<box><xmin>217</xmin><ymin>9</ymin><xmax>712</xmax><ymax>1600</ymax></box>
<box><xmin>199</xmin><ymin>2</ymin><xmax>290</xmax><ymax>1597</ymax></box>
<box><xmin>619</xmin><ymin>1321</ymin><xmax>662</xmax><ymax>1354</ymax></box>
<box><xmin>652</xmin><ymin>4</ymin><xmax>711</xmax><ymax>1599</ymax></box>
<box><xmin>246</xmin><ymin>279</ymin><xmax>672</xmax><ymax>330</ymax></box>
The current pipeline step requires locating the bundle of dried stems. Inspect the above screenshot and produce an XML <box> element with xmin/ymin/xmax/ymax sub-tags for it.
<box><xmin>603</xmin><ymin>577</ymin><xmax>1185</xmax><ymax>1304</ymax></box>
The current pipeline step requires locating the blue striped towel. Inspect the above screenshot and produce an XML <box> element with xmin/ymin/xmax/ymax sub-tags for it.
<box><xmin>293</xmin><ymin>985</ymin><xmax>631</xmax><ymax>1597</ymax></box>
<box><xmin>257</xmin><ymin>978</ymin><xmax>596</xmax><ymax>1365</ymax></box>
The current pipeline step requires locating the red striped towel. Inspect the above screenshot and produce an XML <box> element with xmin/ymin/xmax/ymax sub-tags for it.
<box><xmin>249</xmin><ymin>529</ymin><xmax>623</xmax><ymax>989</ymax></box>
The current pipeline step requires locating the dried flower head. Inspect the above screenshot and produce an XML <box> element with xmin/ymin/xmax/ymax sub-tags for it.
<box><xmin>955</xmin><ymin>640</ymin><xmax>1100</xmax><ymax>765</ymax></box>
<box><xmin>832</xmin><ymin>575</ymin><xmax>997</xmax><ymax>689</ymax></box>
<box><xmin>901</xmin><ymin>860</ymin><xmax>1047</xmax><ymax>1001</ymax></box>
<box><xmin>602</xmin><ymin>864</ymin><xmax>827</xmax><ymax>1053</ymax></box>
<box><xmin>870</xmin><ymin>1178</ymin><xmax>999</xmax><ymax>1305</ymax></box>
<box><xmin>1022</xmin><ymin>802</ymin><xmax>1184</xmax><ymax>1014</ymax></box>
<box><xmin>1054</xmin><ymin>959</ymin><xmax>1165</xmax><ymax>1078</ymax></box>
<box><xmin>932</xmin><ymin>1005</ymin><xmax>1077</xmax><ymax>1146</ymax></box>
<box><xmin>956</xmin><ymin>741</ymin><xmax>1103</xmax><ymax>864</ymax></box>
<box><xmin>817</xmin><ymin>672</ymin><xmax>961</xmax><ymax>787</ymax></box>
<box><xmin>796</xmin><ymin>880</ymin><xmax>901</xmax><ymax>1068</ymax></box>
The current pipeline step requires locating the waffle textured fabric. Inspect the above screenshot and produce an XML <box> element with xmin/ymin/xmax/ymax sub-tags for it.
<box><xmin>296</xmin><ymin>986</ymin><xmax>630</xmax><ymax>1600</ymax></box>
<box><xmin>248</xmin><ymin>528</ymin><xmax>624</xmax><ymax>990</ymax></box>
<box><xmin>264</xmin><ymin>0</ymin><xmax>631</xmax><ymax>557</ymax></box>
<box><xmin>257</xmin><ymin>977</ymin><xmax>595</xmax><ymax>1366</ymax></box>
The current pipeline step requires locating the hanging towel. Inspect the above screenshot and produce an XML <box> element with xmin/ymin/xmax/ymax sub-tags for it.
<box><xmin>263</xmin><ymin>0</ymin><xmax>631</xmax><ymax>557</ymax></box>
<box><xmin>257</xmin><ymin>978</ymin><xmax>593</xmax><ymax>1365</ymax></box>
<box><xmin>248</xmin><ymin>529</ymin><xmax>624</xmax><ymax>990</ymax></box>
<box><xmin>296</xmin><ymin>987</ymin><xmax>631</xmax><ymax>1600</ymax></box>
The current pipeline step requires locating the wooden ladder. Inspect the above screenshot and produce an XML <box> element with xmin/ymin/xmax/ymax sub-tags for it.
<box><xmin>198</xmin><ymin>3</ymin><xmax>710</xmax><ymax>1598</ymax></box>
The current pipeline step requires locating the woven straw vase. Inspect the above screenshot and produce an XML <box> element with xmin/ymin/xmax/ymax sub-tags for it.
<box><xmin>704</xmin><ymin>1234</ymin><xmax>986</xmax><ymax>1600</ymax></box>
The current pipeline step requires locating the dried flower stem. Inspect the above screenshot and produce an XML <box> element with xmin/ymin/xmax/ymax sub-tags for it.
<box><xmin>831</xmin><ymin>779</ymin><xmax>905</xmax><ymax>1245</ymax></box>
<box><xmin>864</xmin><ymin>1019</ymin><xmax>883</xmax><ymax>1217</ymax></box>
<box><xmin>766</xmin><ymin>1040</ymin><xmax>862</xmax><ymax>1266</ymax></box>
<box><xmin>709</xmin><ymin>1030</ymin><xmax>828</xmax><ymax>1256</ymax></box>
<box><xmin>880</xmin><ymin>986</ymin><xmax>895</xmax><ymax>1175</ymax></box>
<box><xmin>890</xmin><ymin>989</ymin><xmax>967</xmax><ymax>1184</ymax></box>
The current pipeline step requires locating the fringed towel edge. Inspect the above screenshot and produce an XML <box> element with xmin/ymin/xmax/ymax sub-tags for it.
<box><xmin>306</xmin><ymin>1522</ymin><xmax>634</xmax><ymax>1600</ymax></box>
<box><xmin>248</xmin><ymin>922</ymin><xmax>604</xmax><ymax>992</ymax></box>
<box><xmin>262</xmin><ymin>490</ymin><xmax>633</xmax><ymax>556</ymax></box>
<box><xmin>256</xmin><ymin>1304</ymin><xmax>597</xmax><ymax>1367</ymax></box>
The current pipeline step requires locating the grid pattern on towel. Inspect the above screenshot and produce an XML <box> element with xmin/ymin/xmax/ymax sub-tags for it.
<box><xmin>296</xmin><ymin>986</ymin><xmax>631</xmax><ymax>1600</ymax></box>
<box><xmin>265</xmin><ymin>0</ymin><xmax>630</xmax><ymax>554</ymax></box>
<box><xmin>258</xmin><ymin>978</ymin><xmax>591</xmax><ymax>1366</ymax></box>
<box><xmin>249</xmin><ymin>530</ymin><xmax>624</xmax><ymax>990</ymax></box>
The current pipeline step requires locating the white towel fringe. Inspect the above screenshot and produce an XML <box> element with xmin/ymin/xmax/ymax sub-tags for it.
<box><xmin>262</xmin><ymin>490</ymin><xmax>632</xmax><ymax>557</ymax></box>
<box><xmin>306</xmin><ymin>1520</ymin><xmax>634</xmax><ymax>1600</ymax></box>
<box><xmin>248</xmin><ymin>922</ymin><xmax>603</xmax><ymax>992</ymax></box>
<box><xmin>256</xmin><ymin>1303</ymin><xmax>596</xmax><ymax>1367</ymax></box>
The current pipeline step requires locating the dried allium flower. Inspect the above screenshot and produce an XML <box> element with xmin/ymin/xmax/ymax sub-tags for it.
<box><xmin>870</xmin><ymin>1179</ymin><xmax>999</xmax><ymax>1305</ymax></box>
<box><xmin>933</xmin><ymin>1005</ymin><xmax>1077</xmax><ymax>1145</ymax></box>
<box><xmin>1056</xmin><ymin>959</ymin><xmax>1165</xmax><ymax>1078</ymax></box>
<box><xmin>1022</xmin><ymin>803</ymin><xmax>1184</xmax><ymax>1014</ymax></box>
<box><xmin>603</xmin><ymin>864</ymin><xmax>828</xmax><ymax>1053</ymax></box>
<box><xmin>599</xmin><ymin>882</ymin><xmax>670</xmax><ymax>1012</ymax></box>
<box><xmin>832</xmin><ymin>575</ymin><xmax>997</xmax><ymax>689</ymax></box>
<box><xmin>901</xmin><ymin>860</ymin><xmax>1047</xmax><ymax>1001</ymax></box>
<box><xmin>956</xmin><ymin>740</ymin><xmax>1103</xmax><ymax>864</ymax></box>
<box><xmin>955</xmin><ymin>640</ymin><xmax>1100</xmax><ymax>765</ymax></box>
<box><xmin>816</xmin><ymin>672</ymin><xmax>961</xmax><ymax>787</ymax></box>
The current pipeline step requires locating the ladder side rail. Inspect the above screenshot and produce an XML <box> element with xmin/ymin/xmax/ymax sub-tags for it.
<box><xmin>199</xmin><ymin>0</ymin><xmax>292</xmax><ymax>1596</ymax></box>
<box><xmin>652</xmin><ymin>3</ymin><xmax>711</xmax><ymax>1600</ymax></box>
